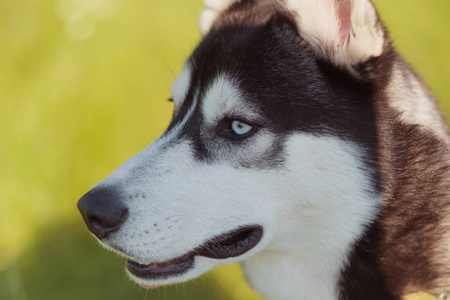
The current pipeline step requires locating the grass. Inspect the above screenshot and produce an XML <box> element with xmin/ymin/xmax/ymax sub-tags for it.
<box><xmin>0</xmin><ymin>0</ymin><xmax>449</xmax><ymax>299</ymax></box>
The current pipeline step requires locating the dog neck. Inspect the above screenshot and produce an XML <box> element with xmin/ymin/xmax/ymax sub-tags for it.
<box><xmin>239</xmin><ymin>134</ymin><xmax>382</xmax><ymax>300</ymax></box>
<box><xmin>243</xmin><ymin>249</ymin><xmax>343</xmax><ymax>300</ymax></box>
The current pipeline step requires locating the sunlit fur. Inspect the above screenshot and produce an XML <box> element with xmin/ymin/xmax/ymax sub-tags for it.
<box><xmin>82</xmin><ymin>0</ymin><xmax>450</xmax><ymax>299</ymax></box>
<box><xmin>201</xmin><ymin>0</ymin><xmax>385</xmax><ymax>70</ymax></box>
<box><xmin>93</xmin><ymin>72</ymin><xmax>379</xmax><ymax>298</ymax></box>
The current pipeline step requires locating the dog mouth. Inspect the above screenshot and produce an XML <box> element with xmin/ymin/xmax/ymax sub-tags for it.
<box><xmin>126</xmin><ymin>225</ymin><xmax>263</xmax><ymax>282</ymax></box>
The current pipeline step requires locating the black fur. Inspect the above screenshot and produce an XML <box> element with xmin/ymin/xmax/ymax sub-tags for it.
<box><xmin>171</xmin><ymin>0</ymin><xmax>450</xmax><ymax>298</ymax></box>
<box><xmin>173</xmin><ymin>6</ymin><xmax>381</xmax><ymax>177</ymax></box>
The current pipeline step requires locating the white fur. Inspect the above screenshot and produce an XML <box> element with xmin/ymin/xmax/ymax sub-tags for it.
<box><xmin>201</xmin><ymin>74</ymin><xmax>261</xmax><ymax>126</ymax></box>
<box><xmin>387</xmin><ymin>63</ymin><xmax>450</xmax><ymax>294</ymax></box>
<box><xmin>96</xmin><ymin>115</ymin><xmax>378</xmax><ymax>299</ymax></box>
<box><xmin>83</xmin><ymin>2</ymin><xmax>447</xmax><ymax>298</ymax></box>
<box><xmin>96</xmin><ymin>140</ymin><xmax>277</xmax><ymax>284</ymax></box>
<box><xmin>199</xmin><ymin>0</ymin><xmax>385</xmax><ymax>68</ymax></box>
<box><xmin>171</xmin><ymin>64</ymin><xmax>192</xmax><ymax>114</ymax></box>
<box><xmin>243</xmin><ymin>134</ymin><xmax>379</xmax><ymax>299</ymax></box>
<box><xmin>199</xmin><ymin>73</ymin><xmax>279</xmax><ymax>168</ymax></box>
<box><xmin>387</xmin><ymin>62</ymin><xmax>450</xmax><ymax>145</ymax></box>
<box><xmin>284</xmin><ymin>0</ymin><xmax>384</xmax><ymax>68</ymax></box>
<box><xmin>200</xmin><ymin>0</ymin><xmax>237</xmax><ymax>35</ymax></box>
<box><xmin>97</xmin><ymin>72</ymin><xmax>199</xmax><ymax>190</ymax></box>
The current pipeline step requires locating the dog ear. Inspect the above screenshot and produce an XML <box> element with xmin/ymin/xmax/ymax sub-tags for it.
<box><xmin>200</xmin><ymin>0</ymin><xmax>237</xmax><ymax>35</ymax></box>
<box><xmin>285</xmin><ymin>0</ymin><xmax>386</xmax><ymax>70</ymax></box>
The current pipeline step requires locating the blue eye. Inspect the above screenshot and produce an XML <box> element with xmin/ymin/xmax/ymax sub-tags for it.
<box><xmin>231</xmin><ymin>120</ymin><xmax>253</xmax><ymax>135</ymax></box>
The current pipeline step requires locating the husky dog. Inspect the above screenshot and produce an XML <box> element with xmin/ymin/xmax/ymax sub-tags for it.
<box><xmin>77</xmin><ymin>0</ymin><xmax>450</xmax><ymax>299</ymax></box>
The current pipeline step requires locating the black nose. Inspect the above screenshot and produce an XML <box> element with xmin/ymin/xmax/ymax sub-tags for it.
<box><xmin>77</xmin><ymin>188</ymin><xmax>128</xmax><ymax>239</ymax></box>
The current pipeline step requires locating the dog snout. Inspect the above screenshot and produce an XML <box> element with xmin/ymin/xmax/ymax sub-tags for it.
<box><xmin>77</xmin><ymin>187</ymin><xmax>128</xmax><ymax>240</ymax></box>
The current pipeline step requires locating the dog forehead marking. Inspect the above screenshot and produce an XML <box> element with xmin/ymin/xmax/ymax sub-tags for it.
<box><xmin>201</xmin><ymin>74</ymin><xmax>259</xmax><ymax>125</ymax></box>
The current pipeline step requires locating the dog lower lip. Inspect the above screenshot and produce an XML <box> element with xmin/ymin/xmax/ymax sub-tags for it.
<box><xmin>127</xmin><ymin>254</ymin><xmax>195</xmax><ymax>279</ymax></box>
<box><xmin>126</xmin><ymin>225</ymin><xmax>263</xmax><ymax>280</ymax></box>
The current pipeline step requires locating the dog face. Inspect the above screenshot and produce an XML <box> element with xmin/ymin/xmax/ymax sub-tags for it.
<box><xmin>78</xmin><ymin>0</ymin><xmax>385</xmax><ymax>292</ymax></box>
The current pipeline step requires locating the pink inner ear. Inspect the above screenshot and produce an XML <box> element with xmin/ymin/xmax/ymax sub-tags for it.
<box><xmin>335</xmin><ymin>0</ymin><xmax>354</xmax><ymax>47</ymax></box>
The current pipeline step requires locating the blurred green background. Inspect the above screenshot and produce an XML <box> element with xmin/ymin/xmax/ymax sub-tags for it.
<box><xmin>0</xmin><ymin>0</ymin><xmax>448</xmax><ymax>299</ymax></box>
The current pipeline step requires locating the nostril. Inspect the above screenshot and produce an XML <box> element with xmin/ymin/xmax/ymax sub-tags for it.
<box><xmin>87</xmin><ymin>209</ymin><xmax>128</xmax><ymax>231</ymax></box>
<box><xmin>88</xmin><ymin>216</ymin><xmax>107</xmax><ymax>231</ymax></box>
<box><xmin>86</xmin><ymin>211</ymin><xmax>127</xmax><ymax>240</ymax></box>
<box><xmin>120</xmin><ymin>209</ymin><xmax>128</xmax><ymax>223</ymax></box>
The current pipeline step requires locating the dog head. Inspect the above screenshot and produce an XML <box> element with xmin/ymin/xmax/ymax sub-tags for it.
<box><xmin>78</xmin><ymin>0</ymin><xmax>386</xmax><ymax>290</ymax></box>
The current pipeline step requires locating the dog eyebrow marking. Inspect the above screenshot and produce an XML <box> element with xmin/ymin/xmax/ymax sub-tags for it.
<box><xmin>201</xmin><ymin>73</ymin><xmax>260</xmax><ymax>126</ymax></box>
<box><xmin>171</xmin><ymin>64</ymin><xmax>192</xmax><ymax>115</ymax></box>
